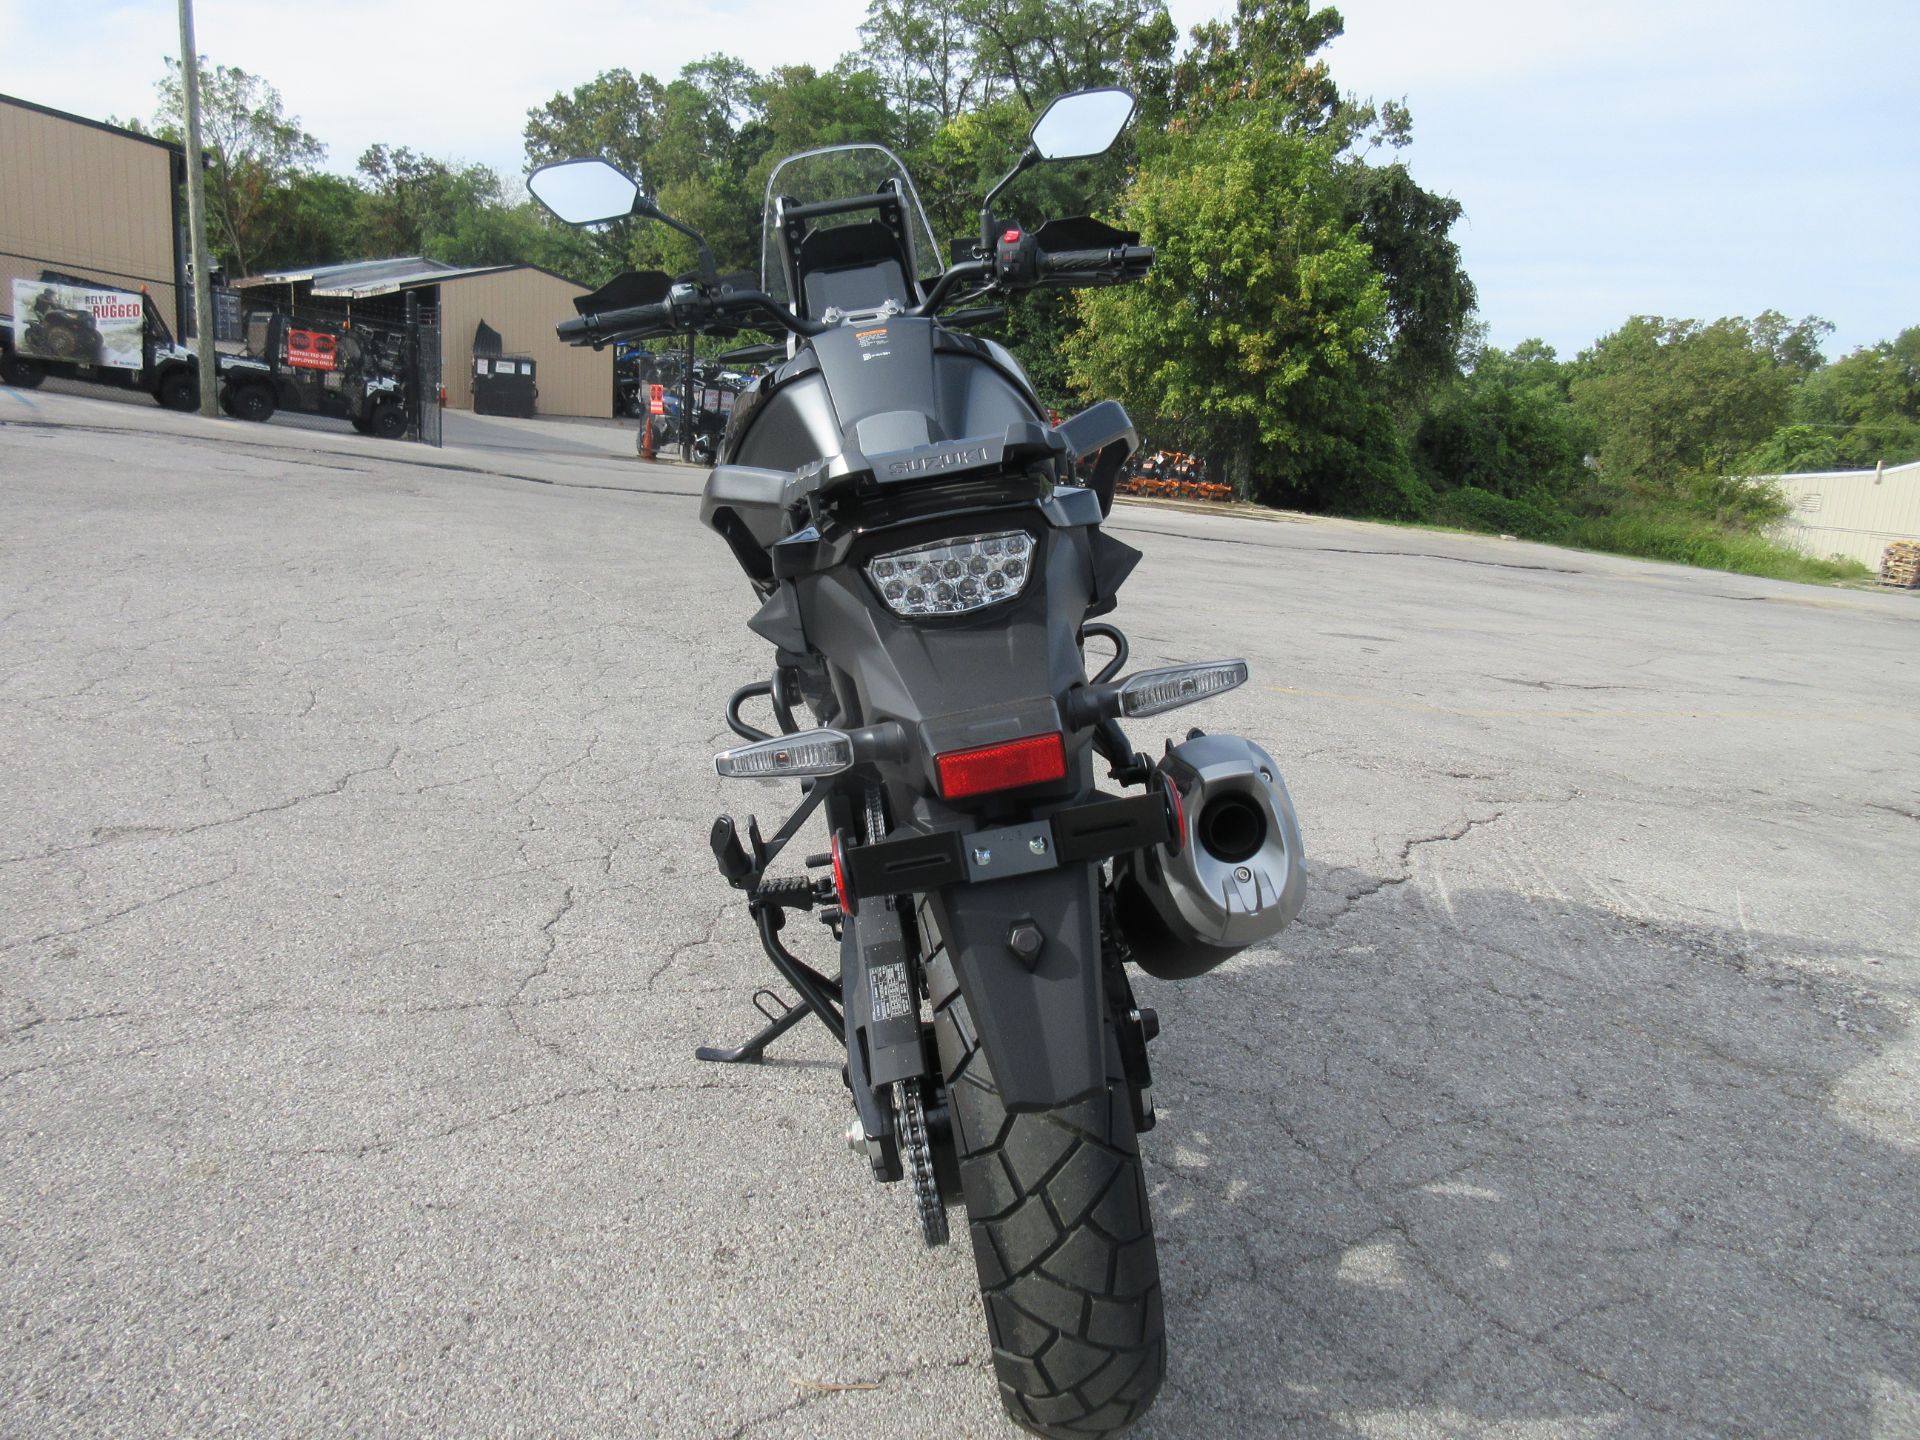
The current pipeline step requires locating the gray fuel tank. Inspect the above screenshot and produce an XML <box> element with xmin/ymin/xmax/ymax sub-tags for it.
<box><xmin>728</xmin><ymin>319</ymin><xmax>1043</xmax><ymax>474</ymax></box>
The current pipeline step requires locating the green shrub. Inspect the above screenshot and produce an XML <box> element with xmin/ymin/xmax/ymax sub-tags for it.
<box><xmin>1431</xmin><ymin>485</ymin><xmax>1571</xmax><ymax>542</ymax></box>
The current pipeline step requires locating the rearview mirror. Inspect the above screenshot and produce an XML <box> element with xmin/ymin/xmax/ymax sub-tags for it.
<box><xmin>1029</xmin><ymin>88</ymin><xmax>1137</xmax><ymax>162</ymax></box>
<box><xmin>527</xmin><ymin>158</ymin><xmax>641</xmax><ymax>226</ymax></box>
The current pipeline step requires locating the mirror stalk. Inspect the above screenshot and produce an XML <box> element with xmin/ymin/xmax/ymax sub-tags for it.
<box><xmin>979</xmin><ymin>145</ymin><xmax>1038</xmax><ymax>255</ymax></box>
<box><xmin>634</xmin><ymin>197</ymin><xmax>719</xmax><ymax>285</ymax></box>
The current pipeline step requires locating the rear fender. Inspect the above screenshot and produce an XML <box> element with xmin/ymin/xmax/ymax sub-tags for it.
<box><xmin>927</xmin><ymin>864</ymin><xmax>1105</xmax><ymax>1111</ymax></box>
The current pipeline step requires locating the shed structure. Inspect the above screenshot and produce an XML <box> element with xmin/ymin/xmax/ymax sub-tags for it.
<box><xmin>234</xmin><ymin>258</ymin><xmax>611</xmax><ymax>418</ymax></box>
<box><xmin>1</xmin><ymin>93</ymin><xmax>187</xmax><ymax>332</ymax></box>
<box><xmin>1765</xmin><ymin>461</ymin><xmax>1920</xmax><ymax>569</ymax></box>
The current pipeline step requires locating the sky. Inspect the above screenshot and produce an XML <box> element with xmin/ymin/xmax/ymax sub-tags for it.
<box><xmin>2</xmin><ymin>0</ymin><xmax>1914</xmax><ymax>358</ymax></box>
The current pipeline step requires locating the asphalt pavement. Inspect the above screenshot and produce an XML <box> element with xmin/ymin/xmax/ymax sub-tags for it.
<box><xmin>3</xmin><ymin>387</ymin><xmax>1917</xmax><ymax>1439</ymax></box>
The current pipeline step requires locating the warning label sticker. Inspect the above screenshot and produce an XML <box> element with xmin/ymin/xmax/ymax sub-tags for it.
<box><xmin>868</xmin><ymin>962</ymin><xmax>914</xmax><ymax>1024</ymax></box>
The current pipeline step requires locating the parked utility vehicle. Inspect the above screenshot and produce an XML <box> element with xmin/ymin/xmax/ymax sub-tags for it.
<box><xmin>219</xmin><ymin>312</ymin><xmax>408</xmax><ymax>436</ymax></box>
<box><xmin>2</xmin><ymin>272</ymin><xmax>206</xmax><ymax>410</ymax></box>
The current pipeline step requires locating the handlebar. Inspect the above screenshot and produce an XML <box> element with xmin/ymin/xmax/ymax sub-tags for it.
<box><xmin>556</xmin><ymin>288</ymin><xmax>826</xmax><ymax>347</ymax></box>
<box><xmin>556</xmin><ymin>302</ymin><xmax>671</xmax><ymax>344</ymax></box>
<box><xmin>1036</xmin><ymin>244</ymin><xmax>1155</xmax><ymax>282</ymax></box>
<box><xmin>558</xmin><ymin>244</ymin><xmax>1155</xmax><ymax>347</ymax></box>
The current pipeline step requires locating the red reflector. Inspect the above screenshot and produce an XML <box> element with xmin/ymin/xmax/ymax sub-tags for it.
<box><xmin>1163</xmin><ymin>772</ymin><xmax>1187</xmax><ymax>854</ymax></box>
<box><xmin>937</xmin><ymin>733</ymin><xmax>1066</xmax><ymax>800</ymax></box>
<box><xmin>830</xmin><ymin>831</ymin><xmax>852</xmax><ymax>913</ymax></box>
<box><xmin>1002</xmin><ymin>228</ymin><xmax>1022</xmax><ymax>243</ymax></box>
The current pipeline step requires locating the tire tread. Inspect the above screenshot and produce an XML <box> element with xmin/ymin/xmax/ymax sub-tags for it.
<box><xmin>923</xmin><ymin>904</ymin><xmax>1163</xmax><ymax>1438</ymax></box>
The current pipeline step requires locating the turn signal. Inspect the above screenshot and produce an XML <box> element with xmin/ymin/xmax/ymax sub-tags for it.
<box><xmin>1116</xmin><ymin>660</ymin><xmax>1248</xmax><ymax>718</ymax></box>
<box><xmin>936</xmin><ymin>733</ymin><xmax>1066</xmax><ymax>799</ymax></box>
<box><xmin>714</xmin><ymin>728</ymin><xmax>855</xmax><ymax>780</ymax></box>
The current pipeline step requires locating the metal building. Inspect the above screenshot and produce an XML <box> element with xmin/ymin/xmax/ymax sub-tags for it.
<box><xmin>1</xmin><ymin>93</ymin><xmax>187</xmax><ymax>332</ymax></box>
<box><xmin>234</xmin><ymin>258</ymin><xmax>613</xmax><ymax>418</ymax></box>
<box><xmin>1766</xmin><ymin>461</ymin><xmax>1920</xmax><ymax>569</ymax></box>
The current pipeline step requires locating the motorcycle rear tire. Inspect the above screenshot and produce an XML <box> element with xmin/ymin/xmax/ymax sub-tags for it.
<box><xmin>924</xmin><ymin>909</ymin><xmax>1164</xmax><ymax>1438</ymax></box>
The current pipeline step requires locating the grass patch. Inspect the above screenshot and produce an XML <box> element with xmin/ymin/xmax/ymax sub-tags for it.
<box><xmin>1411</xmin><ymin>485</ymin><xmax>1872</xmax><ymax>584</ymax></box>
<box><xmin>1562</xmin><ymin>513</ymin><xmax>1874</xmax><ymax>584</ymax></box>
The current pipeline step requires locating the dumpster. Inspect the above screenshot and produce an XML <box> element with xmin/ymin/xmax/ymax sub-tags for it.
<box><xmin>473</xmin><ymin>354</ymin><xmax>537</xmax><ymax>417</ymax></box>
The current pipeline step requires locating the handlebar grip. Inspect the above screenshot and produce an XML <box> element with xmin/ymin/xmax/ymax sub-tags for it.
<box><xmin>1035</xmin><ymin>244</ymin><xmax>1155</xmax><ymax>281</ymax></box>
<box><xmin>555</xmin><ymin>300</ymin><xmax>676</xmax><ymax>344</ymax></box>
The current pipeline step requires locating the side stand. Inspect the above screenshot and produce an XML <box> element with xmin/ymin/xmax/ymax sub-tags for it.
<box><xmin>694</xmin><ymin>985</ymin><xmax>833</xmax><ymax>1065</ymax></box>
<box><xmin>696</xmin><ymin>782</ymin><xmax>847</xmax><ymax>1066</ymax></box>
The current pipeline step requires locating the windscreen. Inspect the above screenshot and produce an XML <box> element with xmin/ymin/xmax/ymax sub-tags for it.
<box><xmin>760</xmin><ymin>144</ymin><xmax>941</xmax><ymax>308</ymax></box>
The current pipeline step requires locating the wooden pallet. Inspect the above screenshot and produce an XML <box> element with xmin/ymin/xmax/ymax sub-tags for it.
<box><xmin>1882</xmin><ymin>540</ymin><xmax>1920</xmax><ymax>587</ymax></box>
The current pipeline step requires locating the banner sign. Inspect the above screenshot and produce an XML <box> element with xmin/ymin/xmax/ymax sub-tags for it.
<box><xmin>285</xmin><ymin>329</ymin><xmax>338</xmax><ymax>371</ymax></box>
<box><xmin>10</xmin><ymin>278</ymin><xmax>146</xmax><ymax>370</ymax></box>
<box><xmin>648</xmin><ymin>383</ymin><xmax>666</xmax><ymax>416</ymax></box>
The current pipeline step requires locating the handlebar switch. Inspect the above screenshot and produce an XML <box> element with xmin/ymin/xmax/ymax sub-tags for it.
<box><xmin>995</xmin><ymin>229</ymin><xmax>1039</xmax><ymax>288</ymax></box>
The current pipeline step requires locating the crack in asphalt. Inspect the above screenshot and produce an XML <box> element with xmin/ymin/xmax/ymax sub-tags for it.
<box><xmin>3</xmin><ymin>862</ymin><xmax>241</xmax><ymax>954</ymax></box>
<box><xmin>279</xmin><ymin>1076</ymin><xmax>753</xmax><ymax>1159</ymax></box>
<box><xmin>708</xmin><ymin>1358</ymin><xmax>976</xmax><ymax>1440</ymax></box>
<box><xmin>1300</xmin><ymin>810</ymin><xmax>1509</xmax><ymax>932</ymax></box>
<box><xmin>0</xmin><ymin>748</ymin><xmax>402</xmax><ymax>868</ymax></box>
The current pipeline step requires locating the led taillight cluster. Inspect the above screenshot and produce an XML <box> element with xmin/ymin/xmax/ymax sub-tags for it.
<box><xmin>866</xmin><ymin>531</ymin><xmax>1034</xmax><ymax>618</ymax></box>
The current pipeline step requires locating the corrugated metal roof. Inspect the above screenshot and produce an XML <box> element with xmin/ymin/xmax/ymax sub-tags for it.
<box><xmin>233</xmin><ymin>257</ymin><xmax>518</xmax><ymax>299</ymax></box>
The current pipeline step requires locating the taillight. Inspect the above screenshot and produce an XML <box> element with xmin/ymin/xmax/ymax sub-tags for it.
<box><xmin>865</xmin><ymin>531</ymin><xmax>1034</xmax><ymax>617</ymax></box>
<box><xmin>936</xmin><ymin>733</ymin><xmax>1066</xmax><ymax>800</ymax></box>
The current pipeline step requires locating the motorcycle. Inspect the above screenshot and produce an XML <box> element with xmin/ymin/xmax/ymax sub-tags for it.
<box><xmin>530</xmin><ymin>86</ymin><xmax>1306</xmax><ymax>1439</ymax></box>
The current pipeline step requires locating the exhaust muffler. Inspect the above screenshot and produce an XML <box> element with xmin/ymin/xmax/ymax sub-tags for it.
<box><xmin>1114</xmin><ymin>732</ymin><xmax>1306</xmax><ymax>978</ymax></box>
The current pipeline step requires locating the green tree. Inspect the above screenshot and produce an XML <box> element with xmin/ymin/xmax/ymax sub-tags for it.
<box><xmin>1412</xmin><ymin>339</ymin><xmax>1595</xmax><ymax>537</ymax></box>
<box><xmin>266</xmin><ymin>172</ymin><xmax>364</xmax><ymax>270</ymax></box>
<box><xmin>1068</xmin><ymin>107</ymin><xmax>1418</xmax><ymax>513</ymax></box>
<box><xmin>1784</xmin><ymin>327</ymin><xmax>1920</xmax><ymax>470</ymax></box>
<box><xmin>353</xmin><ymin>146</ymin><xmax>513</xmax><ymax>263</ymax></box>
<box><xmin>1751</xmin><ymin>310</ymin><xmax>1832</xmax><ymax>379</ymax></box>
<box><xmin>1171</xmin><ymin>0</ymin><xmax>1347</xmax><ymax>136</ymax></box>
<box><xmin>862</xmin><ymin>0</ymin><xmax>982</xmax><ymax>141</ymax></box>
<box><xmin>145</xmin><ymin>58</ymin><xmax>328</xmax><ymax>277</ymax></box>
<box><xmin>1572</xmin><ymin>316</ymin><xmax>1795</xmax><ymax>523</ymax></box>
<box><xmin>1736</xmin><ymin>423</ymin><xmax>1845</xmax><ymax>476</ymax></box>
<box><xmin>959</xmin><ymin>0</ymin><xmax>1174</xmax><ymax>112</ymax></box>
<box><xmin>524</xmin><ymin>68</ymin><xmax>665</xmax><ymax>181</ymax></box>
<box><xmin>1346</xmin><ymin>161</ymin><xmax>1476</xmax><ymax>408</ymax></box>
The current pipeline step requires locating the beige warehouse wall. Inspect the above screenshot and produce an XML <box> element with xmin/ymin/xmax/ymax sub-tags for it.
<box><xmin>1</xmin><ymin>99</ymin><xmax>180</xmax><ymax>330</ymax></box>
<box><xmin>1769</xmin><ymin>461</ymin><xmax>1920</xmax><ymax>568</ymax></box>
<box><xmin>436</xmin><ymin>268</ymin><xmax>612</xmax><ymax>418</ymax></box>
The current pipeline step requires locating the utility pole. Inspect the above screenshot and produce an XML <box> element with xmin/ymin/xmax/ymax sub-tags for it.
<box><xmin>176</xmin><ymin>0</ymin><xmax>219</xmax><ymax>418</ymax></box>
